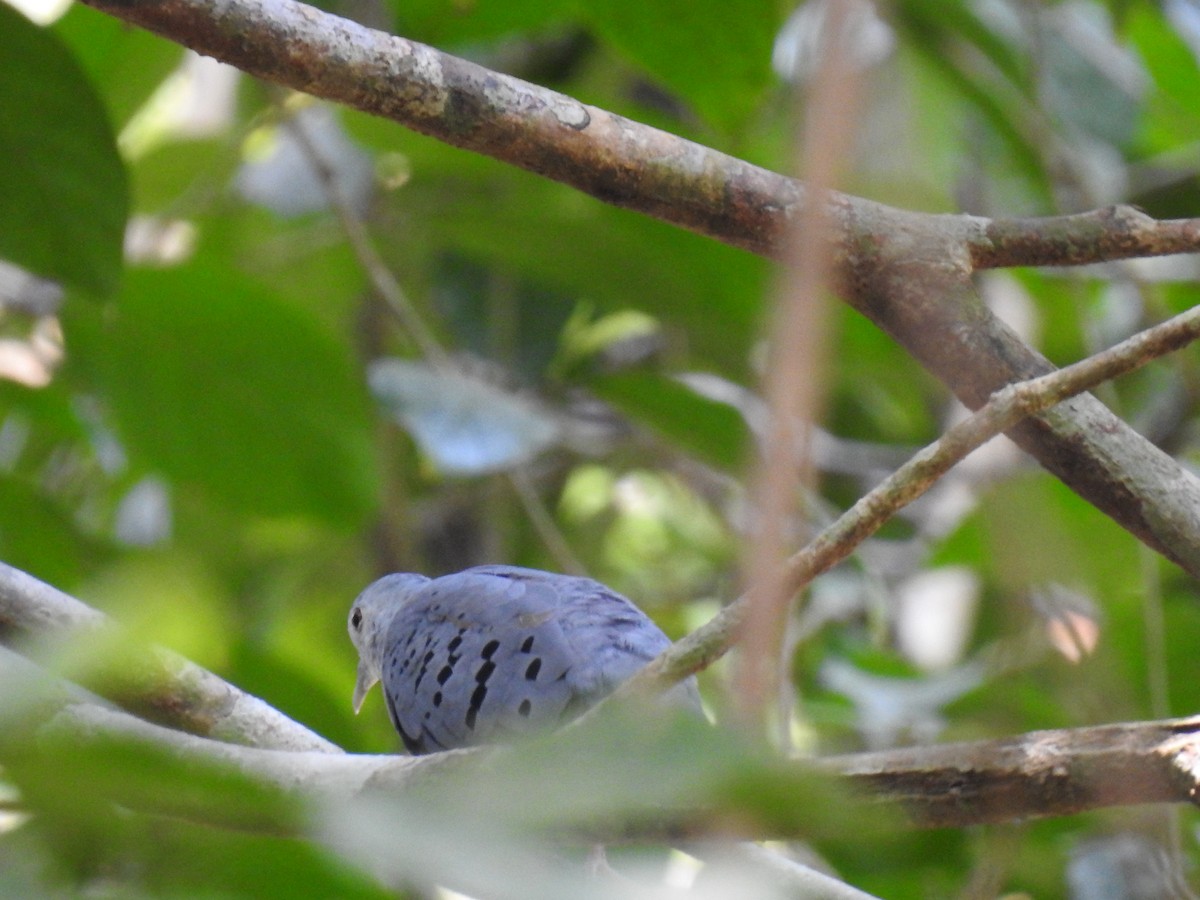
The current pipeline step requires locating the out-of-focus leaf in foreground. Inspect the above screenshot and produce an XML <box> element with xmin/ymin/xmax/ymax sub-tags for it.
<box><xmin>323</xmin><ymin>702</ymin><xmax>896</xmax><ymax>897</ymax></box>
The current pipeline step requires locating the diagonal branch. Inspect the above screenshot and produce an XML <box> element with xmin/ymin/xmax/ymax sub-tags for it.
<box><xmin>75</xmin><ymin>0</ymin><xmax>1200</xmax><ymax>575</ymax></box>
<box><xmin>629</xmin><ymin>301</ymin><xmax>1200</xmax><ymax>690</ymax></box>
<box><xmin>74</xmin><ymin>0</ymin><xmax>1200</xmax><ymax>268</ymax></box>
<box><xmin>0</xmin><ymin>561</ymin><xmax>340</xmax><ymax>753</ymax></box>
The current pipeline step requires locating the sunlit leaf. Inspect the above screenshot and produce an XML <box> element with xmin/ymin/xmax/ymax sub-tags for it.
<box><xmin>894</xmin><ymin>0</ymin><xmax>1053</xmax><ymax>208</ymax></box>
<box><xmin>1126</xmin><ymin>4</ymin><xmax>1200</xmax><ymax>151</ymax></box>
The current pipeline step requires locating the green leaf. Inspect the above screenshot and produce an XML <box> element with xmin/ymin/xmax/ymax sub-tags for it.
<box><xmin>62</xmin><ymin>264</ymin><xmax>380</xmax><ymax>526</ymax></box>
<box><xmin>0</xmin><ymin>3</ymin><xmax>127</xmax><ymax>294</ymax></box>
<box><xmin>0</xmin><ymin>714</ymin><xmax>391</xmax><ymax>899</ymax></box>
<box><xmin>1125</xmin><ymin>5</ymin><xmax>1200</xmax><ymax>152</ymax></box>
<box><xmin>341</xmin><ymin>113</ymin><xmax>770</xmax><ymax>379</ymax></box>
<box><xmin>54</xmin><ymin>4</ymin><xmax>183</xmax><ymax>128</ymax></box>
<box><xmin>137</xmin><ymin>820</ymin><xmax>392</xmax><ymax>900</ymax></box>
<box><xmin>130</xmin><ymin>136</ymin><xmax>232</xmax><ymax>212</ymax></box>
<box><xmin>897</xmin><ymin>0</ymin><xmax>1029</xmax><ymax>89</ymax></box>
<box><xmin>829</xmin><ymin>303</ymin><xmax>940</xmax><ymax>443</ymax></box>
<box><xmin>591</xmin><ymin>371</ymin><xmax>750</xmax><ymax>471</ymax></box>
<box><xmin>578</xmin><ymin>0</ymin><xmax>783</xmax><ymax>133</ymax></box>
<box><xmin>388</xmin><ymin>0</ymin><xmax>574</xmax><ymax>46</ymax></box>
<box><xmin>229</xmin><ymin>640</ymin><xmax>362</xmax><ymax>754</ymax></box>
<box><xmin>394</xmin><ymin>156</ymin><xmax>767</xmax><ymax>377</ymax></box>
<box><xmin>894</xmin><ymin>1</ymin><xmax>1053</xmax><ymax>209</ymax></box>
<box><xmin>977</xmin><ymin>472</ymin><xmax>1140</xmax><ymax>600</ymax></box>
<box><xmin>10</xmin><ymin>726</ymin><xmax>302</xmax><ymax>835</ymax></box>
<box><xmin>0</xmin><ymin>475</ymin><xmax>109</xmax><ymax>587</ymax></box>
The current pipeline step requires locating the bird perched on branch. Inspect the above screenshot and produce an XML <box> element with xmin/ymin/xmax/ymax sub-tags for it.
<box><xmin>348</xmin><ymin>564</ymin><xmax>700</xmax><ymax>753</ymax></box>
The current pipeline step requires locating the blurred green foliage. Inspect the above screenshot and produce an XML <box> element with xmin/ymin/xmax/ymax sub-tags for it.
<box><xmin>2</xmin><ymin>0</ymin><xmax>1200</xmax><ymax>896</ymax></box>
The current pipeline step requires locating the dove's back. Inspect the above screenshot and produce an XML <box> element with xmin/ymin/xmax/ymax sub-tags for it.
<box><xmin>357</xmin><ymin>565</ymin><xmax>697</xmax><ymax>754</ymax></box>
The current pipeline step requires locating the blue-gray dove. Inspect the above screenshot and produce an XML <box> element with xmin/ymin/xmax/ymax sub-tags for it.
<box><xmin>348</xmin><ymin>564</ymin><xmax>700</xmax><ymax>753</ymax></box>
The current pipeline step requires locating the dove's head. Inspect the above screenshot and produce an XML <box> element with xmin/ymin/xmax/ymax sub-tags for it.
<box><xmin>348</xmin><ymin>573</ymin><xmax>431</xmax><ymax>714</ymax></box>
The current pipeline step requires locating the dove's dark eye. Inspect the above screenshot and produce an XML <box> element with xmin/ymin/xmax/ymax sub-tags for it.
<box><xmin>350</xmin><ymin>608</ymin><xmax>363</xmax><ymax>631</ymax></box>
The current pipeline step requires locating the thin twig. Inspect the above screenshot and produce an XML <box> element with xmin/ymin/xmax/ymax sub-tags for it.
<box><xmin>628</xmin><ymin>302</ymin><xmax>1200</xmax><ymax>692</ymax></box>
<box><xmin>280</xmin><ymin>107</ymin><xmax>448</xmax><ymax>364</ymax></box>
<box><xmin>76</xmin><ymin>0</ymin><xmax>1200</xmax><ymax>576</ymax></box>
<box><xmin>282</xmin><ymin>101</ymin><xmax>585</xmax><ymax>574</ymax></box>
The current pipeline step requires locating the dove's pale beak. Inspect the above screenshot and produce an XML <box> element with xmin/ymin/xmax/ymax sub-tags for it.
<box><xmin>353</xmin><ymin>660</ymin><xmax>378</xmax><ymax>714</ymax></box>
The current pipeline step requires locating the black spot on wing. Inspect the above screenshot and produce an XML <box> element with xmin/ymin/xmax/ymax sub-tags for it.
<box><xmin>386</xmin><ymin>688</ymin><xmax>424</xmax><ymax>755</ymax></box>
<box><xmin>413</xmin><ymin>645</ymin><xmax>435</xmax><ymax>690</ymax></box>
<box><xmin>466</xmin><ymin>682</ymin><xmax>488</xmax><ymax>730</ymax></box>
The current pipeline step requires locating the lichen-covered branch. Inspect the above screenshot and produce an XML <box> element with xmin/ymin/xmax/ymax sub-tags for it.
<box><xmin>72</xmin><ymin>0</ymin><xmax>1200</xmax><ymax>272</ymax></box>
<box><xmin>79</xmin><ymin>0</ymin><xmax>802</xmax><ymax>257</ymax></box>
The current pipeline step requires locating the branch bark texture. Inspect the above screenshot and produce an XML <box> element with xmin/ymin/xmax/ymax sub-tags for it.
<box><xmin>77</xmin><ymin>0</ymin><xmax>1200</xmax><ymax>576</ymax></box>
<box><xmin>0</xmin><ymin>562</ymin><xmax>339</xmax><ymax>753</ymax></box>
<box><xmin>18</xmin><ymin>651</ymin><xmax>1200</xmax><ymax>835</ymax></box>
<box><xmin>828</xmin><ymin>716</ymin><xmax>1200</xmax><ymax>829</ymax></box>
<box><xmin>5</xmin><ymin>572</ymin><xmax>1200</xmax><ymax>837</ymax></box>
<box><xmin>627</xmin><ymin>302</ymin><xmax>1200</xmax><ymax>692</ymax></box>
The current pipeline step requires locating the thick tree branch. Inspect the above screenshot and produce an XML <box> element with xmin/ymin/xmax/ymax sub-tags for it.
<box><xmin>0</xmin><ymin>641</ymin><xmax>879</xmax><ymax>899</ymax></box>
<box><xmin>8</xmin><ymin>639</ymin><xmax>1200</xmax><ymax>835</ymax></box>
<box><xmin>4</xmin><ymin>580</ymin><xmax>1200</xmax><ymax>842</ymax></box>
<box><xmin>843</xmin><ymin>234</ymin><xmax>1200</xmax><ymax>577</ymax></box>
<box><xmin>629</xmin><ymin>302</ymin><xmax>1200</xmax><ymax>689</ymax></box>
<box><xmin>80</xmin><ymin>0</ymin><xmax>801</xmax><ymax>257</ymax></box>
<box><xmin>0</xmin><ymin>562</ymin><xmax>339</xmax><ymax>753</ymax></box>
<box><xmin>76</xmin><ymin>0</ymin><xmax>1200</xmax><ymax>576</ymax></box>
<box><xmin>69</xmin><ymin>0</ymin><xmax>1199</xmax><ymax>269</ymax></box>
<box><xmin>828</xmin><ymin>716</ymin><xmax>1200</xmax><ymax>829</ymax></box>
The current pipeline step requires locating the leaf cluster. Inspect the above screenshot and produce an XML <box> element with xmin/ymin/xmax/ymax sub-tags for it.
<box><xmin>3</xmin><ymin>0</ymin><xmax>1200</xmax><ymax>896</ymax></box>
